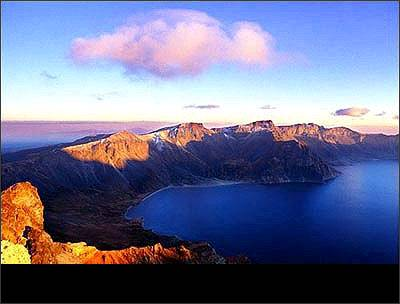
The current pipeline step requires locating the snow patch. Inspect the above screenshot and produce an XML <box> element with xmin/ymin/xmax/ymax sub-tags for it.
<box><xmin>168</xmin><ymin>127</ymin><xmax>179</xmax><ymax>138</ymax></box>
<box><xmin>152</xmin><ymin>133</ymin><xmax>165</xmax><ymax>151</ymax></box>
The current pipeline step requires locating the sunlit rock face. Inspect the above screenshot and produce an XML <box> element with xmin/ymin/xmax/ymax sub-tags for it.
<box><xmin>1</xmin><ymin>240</ymin><xmax>31</xmax><ymax>264</ymax></box>
<box><xmin>277</xmin><ymin>123</ymin><xmax>399</xmax><ymax>164</ymax></box>
<box><xmin>0</xmin><ymin>182</ymin><xmax>225</xmax><ymax>264</ymax></box>
<box><xmin>63</xmin><ymin>131</ymin><xmax>150</xmax><ymax>168</ymax></box>
<box><xmin>1</xmin><ymin>182</ymin><xmax>44</xmax><ymax>245</ymax></box>
<box><xmin>161</xmin><ymin>122</ymin><xmax>215</xmax><ymax>146</ymax></box>
<box><xmin>278</xmin><ymin>124</ymin><xmax>364</xmax><ymax>144</ymax></box>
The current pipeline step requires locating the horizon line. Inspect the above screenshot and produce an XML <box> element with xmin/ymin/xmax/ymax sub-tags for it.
<box><xmin>1</xmin><ymin>119</ymin><xmax>398</xmax><ymax>135</ymax></box>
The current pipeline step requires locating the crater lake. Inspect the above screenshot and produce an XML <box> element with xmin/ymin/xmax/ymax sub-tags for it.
<box><xmin>126</xmin><ymin>161</ymin><xmax>399</xmax><ymax>263</ymax></box>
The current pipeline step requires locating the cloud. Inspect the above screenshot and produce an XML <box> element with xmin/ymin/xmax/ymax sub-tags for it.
<box><xmin>92</xmin><ymin>91</ymin><xmax>119</xmax><ymax>101</ymax></box>
<box><xmin>374</xmin><ymin>111</ymin><xmax>386</xmax><ymax>116</ymax></box>
<box><xmin>260</xmin><ymin>105</ymin><xmax>276</xmax><ymax>110</ymax></box>
<box><xmin>333</xmin><ymin>107</ymin><xmax>370</xmax><ymax>117</ymax></box>
<box><xmin>40</xmin><ymin>71</ymin><xmax>58</xmax><ymax>80</ymax></box>
<box><xmin>393</xmin><ymin>115</ymin><xmax>399</xmax><ymax>120</ymax></box>
<box><xmin>70</xmin><ymin>9</ymin><xmax>287</xmax><ymax>78</ymax></box>
<box><xmin>184</xmin><ymin>104</ymin><xmax>220</xmax><ymax>109</ymax></box>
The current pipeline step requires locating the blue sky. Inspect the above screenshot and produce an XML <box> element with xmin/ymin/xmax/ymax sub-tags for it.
<box><xmin>1</xmin><ymin>1</ymin><xmax>399</xmax><ymax>133</ymax></box>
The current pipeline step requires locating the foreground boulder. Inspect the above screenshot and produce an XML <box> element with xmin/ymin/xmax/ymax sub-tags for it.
<box><xmin>1</xmin><ymin>240</ymin><xmax>31</xmax><ymax>264</ymax></box>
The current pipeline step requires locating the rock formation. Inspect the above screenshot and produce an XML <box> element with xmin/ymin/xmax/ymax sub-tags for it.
<box><xmin>1</xmin><ymin>182</ymin><xmax>225</xmax><ymax>264</ymax></box>
<box><xmin>276</xmin><ymin>123</ymin><xmax>399</xmax><ymax>164</ymax></box>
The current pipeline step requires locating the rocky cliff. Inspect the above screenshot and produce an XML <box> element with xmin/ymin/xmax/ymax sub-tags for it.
<box><xmin>1</xmin><ymin>182</ymin><xmax>227</xmax><ymax>264</ymax></box>
<box><xmin>276</xmin><ymin>123</ymin><xmax>399</xmax><ymax>164</ymax></box>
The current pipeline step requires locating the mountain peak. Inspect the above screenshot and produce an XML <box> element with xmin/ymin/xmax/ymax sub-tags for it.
<box><xmin>278</xmin><ymin>123</ymin><xmax>366</xmax><ymax>145</ymax></box>
<box><xmin>253</xmin><ymin>119</ymin><xmax>274</xmax><ymax>124</ymax></box>
<box><xmin>151</xmin><ymin>122</ymin><xmax>206</xmax><ymax>134</ymax></box>
<box><xmin>215</xmin><ymin>119</ymin><xmax>276</xmax><ymax>134</ymax></box>
<box><xmin>62</xmin><ymin>129</ymin><xmax>149</xmax><ymax>168</ymax></box>
<box><xmin>177</xmin><ymin>122</ymin><xmax>205</xmax><ymax>129</ymax></box>
<box><xmin>152</xmin><ymin>122</ymin><xmax>213</xmax><ymax>146</ymax></box>
<box><xmin>107</xmin><ymin>130</ymin><xmax>138</xmax><ymax>141</ymax></box>
<box><xmin>246</xmin><ymin>120</ymin><xmax>275</xmax><ymax>129</ymax></box>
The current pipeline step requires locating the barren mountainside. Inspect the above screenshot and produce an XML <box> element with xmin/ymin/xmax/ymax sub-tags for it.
<box><xmin>276</xmin><ymin>123</ymin><xmax>399</xmax><ymax>164</ymax></box>
<box><xmin>1</xmin><ymin>120</ymin><xmax>398</xmax><ymax>249</ymax></box>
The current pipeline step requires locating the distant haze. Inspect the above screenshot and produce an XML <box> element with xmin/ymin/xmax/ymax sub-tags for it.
<box><xmin>0</xmin><ymin>120</ymin><xmax>230</xmax><ymax>152</ymax></box>
<box><xmin>349</xmin><ymin>125</ymin><xmax>399</xmax><ymax>136</ymax></box>
<box><xmin>1</xmin><ymin>120</ymin><xmax>398</xmax><ymax>154</ymax></box>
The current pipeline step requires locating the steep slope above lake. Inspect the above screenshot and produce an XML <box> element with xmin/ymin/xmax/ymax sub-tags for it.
<box><xmin>1</xmin><ymin>120</ymin><xmax>397</xmax><ymax>248</ymax></box>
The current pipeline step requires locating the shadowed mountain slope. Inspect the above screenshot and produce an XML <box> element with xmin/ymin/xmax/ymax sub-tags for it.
<box><xmin>1</xmin><ymin>120</ymin><xmax>397</xmax><ymax>248</ymax></box>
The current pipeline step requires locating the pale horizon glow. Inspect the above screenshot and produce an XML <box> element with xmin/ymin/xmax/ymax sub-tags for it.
<box><xmin>2</xmin><ymin>119</ymin><xmax>398</xmax><ymax>136</ymax></box>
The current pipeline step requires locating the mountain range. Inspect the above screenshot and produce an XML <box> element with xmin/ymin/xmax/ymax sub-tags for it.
<box><xmin>1</xmin><ymin>120</ymin><xmax>398</xmax><ymax>253</ymax></box>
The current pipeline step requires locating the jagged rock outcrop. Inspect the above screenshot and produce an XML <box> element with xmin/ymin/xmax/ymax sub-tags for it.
<box><xmin>1</xmin><ymin>182</ymin><xmax>44</xmax><ymax>245</ymax></box>
<box><xmin>1</xmin><ymin>182</ymin><xmax>225</xmax><ymax>264</ymax></box>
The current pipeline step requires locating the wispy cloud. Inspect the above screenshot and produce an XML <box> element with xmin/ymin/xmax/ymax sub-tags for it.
<box><xmin>260</xmin><ymin>105</ymin><xmax>276</xmax><ymax>110</ymax></box>
<box><xmin>70</xmin><ymin>9</ymin><xmax>294</xmax><ymax>78</ymax></box>
<box><xmin>40</xmin><ymin>71</ymin><xmax>58</xmax><ymax>80</ymax></box>
<box><xmin>184</xmin><ymin>104</ymin><xmax>220</xmax><ymax>109</ymax></box>
<box><xmin>333</xmin><ymin>107</ymin><xmax>370</xmax><ymax>117</ymax></box>
<box><xmin>374</xmin><ymin>111</ymin><xmax>386</xmax><ymax>116</ymax></box>
<box><xmin>92</xmin><ymin>91</ymin><xmax>119</xmax><ymax>101</ymax></box>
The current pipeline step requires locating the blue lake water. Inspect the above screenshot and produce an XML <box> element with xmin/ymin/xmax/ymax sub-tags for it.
<box><xmin>126</xmin><ymin>161</ymin><xmax>399</xmax><ymax>263</ymax></box>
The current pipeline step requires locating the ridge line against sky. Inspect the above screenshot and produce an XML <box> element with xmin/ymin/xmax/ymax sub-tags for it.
<box><xmin>1</xmin><ymin>120</ymin><xmax>398</xmax><ymax>136</ymax></box>
<box><xmin>1</xmin><ymin>2</ymin><xmax>399</xmax><ymax>134</ymax></box>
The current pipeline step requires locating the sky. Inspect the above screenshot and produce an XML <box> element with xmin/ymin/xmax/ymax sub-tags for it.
<box><xmin>1</xmin><ymin>1</ymin><xmax>399</xmax><ymax>133</ymax></box>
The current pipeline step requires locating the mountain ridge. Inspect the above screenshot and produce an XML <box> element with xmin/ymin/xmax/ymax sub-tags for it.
<box><xmin>1</xmin><ymin>119</ymin><xmax>397</xmax><ymax>249</ymax></box>
<box><xmin>3</xmin><ymin>120</ymin><xmax>398</xmax><ymax>164</ymax></box>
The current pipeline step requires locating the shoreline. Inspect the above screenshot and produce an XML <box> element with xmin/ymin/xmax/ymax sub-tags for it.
<box><xmin>123</xmin><ymin>175</ymin><xmax>340</xmax><ymax>220</ymax></box>
<box><xmin>124</xmin><ymin>159</ymin><xmax>399</xmax><ymax>216</ymax></box>
<box><xmin>124</xmin><ymin>179</ymin><xmax>244</xmax><ymax>219</ymax></box>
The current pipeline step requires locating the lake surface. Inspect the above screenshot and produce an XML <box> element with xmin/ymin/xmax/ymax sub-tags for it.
<box><xmin>126</xmin><ymin>161</ymin><xmax>399</xmax><ymax>263</ymax></box>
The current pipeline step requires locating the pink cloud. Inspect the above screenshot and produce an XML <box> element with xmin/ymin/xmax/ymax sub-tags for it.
<box><xmin>184</xmin><ymin>104</ymin><xmax>220</xmax><ymax>109</ymax></box>
<box><xmin>333</xmin><ymin>107</ymin><xmax>370</xmax><ymax>117</ymax></box>
<box><xmin>70</xmin><ymin>9</ymin><xmax>284</xmax><ymax>78</ymax></box>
